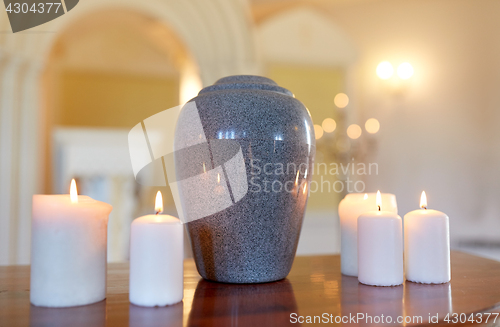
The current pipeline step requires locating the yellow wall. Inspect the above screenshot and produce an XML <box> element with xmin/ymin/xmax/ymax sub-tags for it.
<box><xmin>50</xmin><ymin>70</ymin><xmax>180</xmax><ymax>210</ymax></box>
<box><xmin>57</xmin><ymin>70</ymin><xmax>179</xmax><ymax>127</ymax></box>
<box><xmin>267</xmin><ymin>64</ymin><xmax>345</xmax><ymax>210</ymax></box>
<box><xmin>267</xmin><ymin>64</ymin><xmax>344</xmax><ymax>125</ymax></box>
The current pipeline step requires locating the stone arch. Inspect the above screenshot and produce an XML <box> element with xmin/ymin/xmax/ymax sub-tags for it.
<box><xmin>11</xmin><ymin>0</ymin><xmax>260</xmax><ymax>84</ymax></box>
<box><xmin>0</xmin><ymin>0</ymin><xmax>260</xmax><ymax>264</ymax></box>
<box><xmin>256</xmin><ymin>6</ymin><xmax>358</xmax><ymax>67</ymax></box>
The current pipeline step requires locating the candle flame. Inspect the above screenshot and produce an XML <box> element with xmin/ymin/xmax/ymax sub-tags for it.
<box><xmin>203</xmin><ymin>162</ymin><xmax>206</xmax><ymax>174</ymax></box>
<box><xmin>155</xmin><ymin>191</ymin><xmax>163</xmax><ymax>214</ymax></box>
<box><xmin>420</xmin><ymin>191</ymin><xmax>427</xmax><ymax>209</ymax></box>
<box><xmin>364</xmin><ymin>193</ymin><xmax>368</xmax><ymax>200</ymax></box>
<box><xmin>376</xmin><ymin>190</ymin><xmax>381</xmax><ymax>211</ymax></box>
<box><xmin>217</xmin><ymin>173</ymin><xmax>221</xmax><ymax>184</ymax></box>
<box><xmin>294</xmin><ymin>170</ymin><xmax>300</xmax><ymax>186</ymax></box>
<box><xmin>70</xmin><ymin>179</ymin><xmax>78</xmax><ymax>204</ymax></box>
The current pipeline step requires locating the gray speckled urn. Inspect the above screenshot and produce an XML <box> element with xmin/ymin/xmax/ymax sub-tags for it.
<box><xmin>174</xmin><ymin>75</ymin><xmax>315</xmax><ymax>283</ymax></box>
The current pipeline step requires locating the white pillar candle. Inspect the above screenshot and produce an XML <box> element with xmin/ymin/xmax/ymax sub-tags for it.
<box><xmin>357</xmin><ymin>191</ymin><xmax>403</xmax><ymax>286</ymax></box>
<box><xmin>338</xmin><ymin>192</ymin><xmax>397</xmax><ymax>276</ymax></box>
<box><xmin>30</xmin><ymin>179</ymin><xmax>112</xmax><ymax>307</ymax></box>
<box><xmin>404</xmin><ymin>191</ymin><xmax>451</xmax><ymax>284</ymax></box>
<box><xmin>130</xmin><ymin>191</ymin><xmax>184</xmax><ymax>307</ymax></box>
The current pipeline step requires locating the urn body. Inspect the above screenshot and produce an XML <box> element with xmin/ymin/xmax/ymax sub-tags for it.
<box><xmin>174</xmin><ymin>75</ymin><xmax>315</xmax><ymax>283</ymax></box>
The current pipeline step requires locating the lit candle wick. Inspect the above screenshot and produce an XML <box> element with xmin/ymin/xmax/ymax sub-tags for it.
<box><xmin>420</xmin><ymin>191</ymin><xmax>427</xmax><ymax>210</ymax></box>
<box><xmin>376</xmin><ymin>190</ymin><xmax>382</xmax><ymax>212</ymax></box>
<box><xmin>155</xmin><ymin>191</ymin><xmax>163</xmax><ymax>215</ymax></box>
<box><xmin>70</xmin><ymin>179</ymin><xmax>78</xmax><ymax>204</ymax></box>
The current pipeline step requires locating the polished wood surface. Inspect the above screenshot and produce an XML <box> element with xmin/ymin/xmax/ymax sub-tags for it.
<box><xmin>1</xmin><ymin>251</ymin><xmax>500</xmax><ymax>326</ymax></box>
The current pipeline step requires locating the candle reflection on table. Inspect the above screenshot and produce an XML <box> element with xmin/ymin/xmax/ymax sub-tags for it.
<box><xmin>188</xmin><ymin>279</ymin><xmax>298</xmax><ymax>326</ymax></box>
<box><xmin>129</xmin><ymin>302</ymin><xmax>183</xmax><ymax>327</ymax></box>
<box><xmin>341</xmin><ymin>275</ymin><xmax>403</xmax><ymax>325</ymax></box>
<box><xmin>341</xmin><ymin>275</ymin><xmax>453</xmax><ymax>326</ymax></box>
<box><xmin>29</xmin><ymin>300</ymin><xmax>106</xmax><ymax>327</ymax></box>
<box><xmin>403</xmin><ymin>282</ymin><xmax>453</xmax><ymax>320</ymax></box>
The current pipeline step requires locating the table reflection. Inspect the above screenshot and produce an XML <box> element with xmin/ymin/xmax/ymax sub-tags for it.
<box><xmin>129</xmin><ymin>302</ymin><xmax>183</xmax><ymax>327</ymax></box>
<box><xmin>29</xmin><ymin>300</ymin><xmax>106</xmax><ymax>327</ymax></box>
<box><xmin>340</xmin><ymin>276</ymin><xmax>454</xmax><ymax>326</ymax></box>
<box><xmin>404</xmin><ymin>282</ymin><xmax>452</xmax><ymax>320</ymax></box>
<box><xmin>188</xmin><ymin>279</ymin><xmax>298</xmax><ymax>326</ymax></box>
<box><xmin>341</xmin><ymin>276</ymin><xmax>404</xmax><ymax>325</ymax></box>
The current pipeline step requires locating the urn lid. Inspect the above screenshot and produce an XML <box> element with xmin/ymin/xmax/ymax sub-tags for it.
<box><xmin>184</xmin><ymin>74</ymin><xmax>314</xmax><ymax>147</ymax></box>
<box><xmin>198</xmin><ymin>75</ymin><xmax>293</xmax><ymax>97</ymax></box>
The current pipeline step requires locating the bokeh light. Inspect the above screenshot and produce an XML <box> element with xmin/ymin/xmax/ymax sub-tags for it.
<box><xmin>322</xmin><ymin>118</ymin><xmax>337</xmax><ymax>133</ymax></box>
<box><xmin>334</xmin><ymin>93</ymin><xmax>349</xmax><ymax>108</ymax></box>
<box><xmin>347</xmin><ymin>124</ymin><xmax>362</xmax><ymax>139</ymax></box>
<box><xmin>314</xmin><ymin>124</ymin><xmax>324</xmax><ymax>140</ymax></box>
<box><xmin>376</xmin><ymin>61</ymin><xmax>394</xmax><ymax>80</ymax></box>
<box><xmin>365</xmin><ymin>118</ymin><xmax>380</xmax><ymax>134</ymax></box>
<box><xmin>397</xmin><ymin>62</ymin><xmax>414</xmax><ymax>79</ymax></box>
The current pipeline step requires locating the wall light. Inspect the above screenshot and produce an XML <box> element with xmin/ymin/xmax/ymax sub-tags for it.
<box><xmin>365</xmin><ymin>118</ymin><xmax>380</xmax><ymax>134</ymax></box>
<box><xmin>376</xmin><ymin>61</ymin><xmax>394</xmax><ymax>80</ymax></box>
<box><xmin>322</xmin><ymin>118</ymin><xmax>337</xmax><ymax>133</ymax></box>
<box><xmin>314</xmin><ymin>124</ymin><xmax>324</xmax><ymax>140</ymax></box>
<box><xmin>397</xmin><ymin>62</ymin><xmax>414</xmax><ymax>80</ymax></box>
<box><xmin>334</xmin><ymin>93</ymin><xmax>349</xmax><ymax>108</ymax></box>
<box><xmin>347</xmin><ymin>124</ymin><xmax>362</xmax><ymax>140</ymax></box>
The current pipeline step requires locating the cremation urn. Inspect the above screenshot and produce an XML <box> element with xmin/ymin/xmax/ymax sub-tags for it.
<box><xmin>174</xmin><ymin>75</ymin><xmax>315</xmax><ymax>283</ymax></box>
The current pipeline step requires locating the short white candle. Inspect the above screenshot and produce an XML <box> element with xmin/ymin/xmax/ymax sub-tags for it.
<box><xmin>30</xmin><ymin>179</ymin><xmax>112</xmax><ymax>307</ymax></box>
<box><xmin>404</xmin><ymin>191</ymin><xmax>451</xmax><ymax>284</ymax></box>
<box><xmin>357</xmin><ymin>191</ymin><xmax>403</xmax><ymax>286</ymax></box>
<box><xmin>338</xmin><ymin>192</ymin><xmax>398</xmax><ymax>276</ymax></box>
<box><xmin>130</xmin><ymin>191</ymin><xmax>184</xmax><ymax>307</ymax></box>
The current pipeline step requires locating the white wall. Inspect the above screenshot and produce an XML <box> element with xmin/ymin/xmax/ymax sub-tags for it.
<box><xmin>327</xmin><ymin>0</ymin><xmax>500</xmax><ymax>242</ymax></box>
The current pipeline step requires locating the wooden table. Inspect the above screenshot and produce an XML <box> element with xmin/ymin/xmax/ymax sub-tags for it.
<box><xmin>1</xmin><ymin>251</ymin><xmax>500</xmax><ymax>326</ymax></box>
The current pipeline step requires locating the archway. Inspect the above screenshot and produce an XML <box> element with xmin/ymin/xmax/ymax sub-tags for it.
<box><xmin>0</xmin><ymin>0</ymin><xmax>259</xmax><ymax>264</ymax></box>
<box><xmin>42</xmin><ymin>9</ymin><xmax>201</xmax><ymax>262</ymax></box>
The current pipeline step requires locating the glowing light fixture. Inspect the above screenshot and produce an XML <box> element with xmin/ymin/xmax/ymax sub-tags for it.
<box><xmin>314</xmin><ymin>124</ymin><xmax>324</xmax><ymax>140</ymax></box>
<box><xmin>347</xmin><ymin>124</ymin><xmax>362</xmax><ymax>140</ymax></box>
<box><xmin>376</xmin><ymin>61</ymin><xmax>394</xmax><ymax>80</ymax></box>
<box><xmin>334</xmin><ymin>93</ymin><xmax>349</xmax><ymax>108</ymax></box>
<box><xmin>365</xmin><ymin>118</ymin><xmax>380</xmax><ymax>134</ymax></box>
<box><xmin>322</xmin><ymin>118</ymin><xmax>337</xmax><ymax>133</ymax></box>
<box><xmin>397</xmin><ymin>62</ymin><xmax>414</xmax><ymax>80</ymax></box>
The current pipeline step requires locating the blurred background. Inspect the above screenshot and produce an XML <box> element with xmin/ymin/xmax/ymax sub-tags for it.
<box><xmin>1</xmin><ymin>0</ymin><xmax>499</xmax><ymax>265</ymax></box>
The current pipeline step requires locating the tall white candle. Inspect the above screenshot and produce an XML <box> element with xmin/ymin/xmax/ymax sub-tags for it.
<box><xmin>404</xmin><ymin>191</ymin><xmax>451</xmax><ymax>284</ymax></box>
<box><xmin>338</xmin><ymin>192</ymin><xmax>398</xmax><ymax>276</ymax></box>
<box><xmin>130</xmin><ymin>191</ymin><xmax>184</xmax><ymax>307</ymax></box>
<box><xmin>30</xmin><ymin>179</ymin><xmax>112</xmax><ymax>307</ymax></box>
<box><xmin>357</xmin><ymin>191</ymin><xmax>403</xmax><ymax>286</ymax></box>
